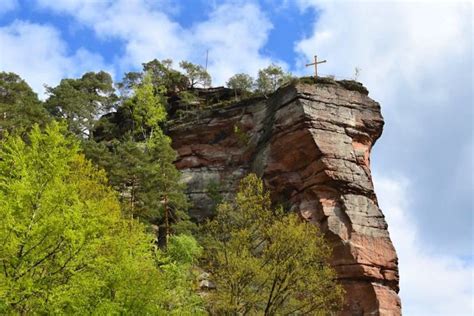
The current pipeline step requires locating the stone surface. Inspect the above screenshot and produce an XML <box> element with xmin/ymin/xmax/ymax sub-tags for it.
<box><xmin>169</xmin><ymin>80</ymin><xmax>401</xmax><ymax>315</ymax></box>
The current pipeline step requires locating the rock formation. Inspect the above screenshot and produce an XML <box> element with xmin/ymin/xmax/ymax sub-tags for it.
<box><xmin>169</xmin><ymin>79</ymin><xmax>401</xmax><ymax>315</ymax></box>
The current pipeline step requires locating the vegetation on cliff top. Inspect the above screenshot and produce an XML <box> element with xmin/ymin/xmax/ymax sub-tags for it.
<box><xmin>0</xmin><ymin>59</ymin><xmax>343</xmax><ymax>314</ymax></box>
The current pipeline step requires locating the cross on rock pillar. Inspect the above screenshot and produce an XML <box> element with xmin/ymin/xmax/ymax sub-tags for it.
<box><xmin>305</xmin><ymin>55</ymin><xmax>327</xmax><ymax>78</ymax></box>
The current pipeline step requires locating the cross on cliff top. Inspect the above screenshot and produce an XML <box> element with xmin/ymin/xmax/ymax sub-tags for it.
<box><xmin>305</xmin><ymin>55</ymin><xmax>327</xmax><ymax>78</ymax></box>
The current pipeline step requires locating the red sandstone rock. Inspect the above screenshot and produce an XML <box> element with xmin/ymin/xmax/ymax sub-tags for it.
<box><xmin>169</xmin><ymin>81</ymin><xmax>401</xmax><ymax>315</ymax></box>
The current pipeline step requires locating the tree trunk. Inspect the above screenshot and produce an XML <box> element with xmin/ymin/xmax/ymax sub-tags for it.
<box><xmin>164</xmin><ymin>194</ymin><xmax>169</xmax><ymax>247</ymax></box>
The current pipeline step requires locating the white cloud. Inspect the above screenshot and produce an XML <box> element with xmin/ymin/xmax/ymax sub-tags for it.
<box><xmin>294</xmin><ymin>0</ymin><xmax>473</xmax><ymax>252</ymax></box>
<box><xmin>295</xmin><ymin>1</ymin><xmax>471</xmax><ymax>95</ymax></box>
<box><xmin>295</xmin><ymin>1</ymin><xmax>473</xmax><ymax>313</ymax></box>
<box><xmin>374</xmin><ymin>174</ymin><xmax>473</xmax><ymax>315</ymax></box>
<box><xmin>36</xmin><ymin>0</ymin><xmax>190</xmax><ymax>71</ymax></box>
<box><xmin>34</xmin><ymin>0</ymin><xmax>280</xmax><ymax>86</ymax></box>
<box><xmin>0</xmin><ymin>20</ymin><xmax>110</xmax><ymax>98</ymax></box>
<box><xmin>193</xmin><ymin>2</ymin><xmax>277</xmax><ymax>84</ymax></box>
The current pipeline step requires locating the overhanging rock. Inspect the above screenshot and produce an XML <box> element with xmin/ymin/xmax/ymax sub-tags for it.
<box><xmin>169</xmin><ymin>80</ymin><xmax>401</xmax><ymax>315</ymax></box>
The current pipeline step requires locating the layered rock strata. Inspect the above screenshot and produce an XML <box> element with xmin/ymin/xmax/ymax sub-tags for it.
<box><xmin>169</xmin><ymin>81</ymin><xmax>401</xmax><ymax>315</ymax></box>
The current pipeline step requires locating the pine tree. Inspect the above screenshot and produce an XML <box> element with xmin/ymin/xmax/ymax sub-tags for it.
<box><xmin>85</xmin><ymin>72</ymin><xmax>193</xmax><ymax>245</ymax></box>
<box><xmin>0</xmin><ymin>72</ymin><xmax>50</xmax><ymax>136</ymax></box>
<box><xmin>45</xmin><ymin>71</ymin><xmax>117</xmax><ymax>138</ymax></box>
<box><xmin>179</xmin><ymin>61</ymin><xmax>212</xmax><ymax>88</ymax></box>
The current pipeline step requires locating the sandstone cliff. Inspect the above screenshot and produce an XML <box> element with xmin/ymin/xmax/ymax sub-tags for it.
<box><xmin>169</xmin><ymin>80</ymin><xmax>401</xmax><ymax>315</ymax></box>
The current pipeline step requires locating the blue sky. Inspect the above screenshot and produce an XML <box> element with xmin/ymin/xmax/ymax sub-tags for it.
<box><xmin>0</xmin><ymin>0</ymin><xmax>472</xmax><ymax>314</ymax></box>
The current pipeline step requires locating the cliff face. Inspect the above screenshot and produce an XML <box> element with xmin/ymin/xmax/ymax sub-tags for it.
<box><xmin>169</xmin><ymin>81</ymin><xmax>401</xmax><ymax>315</ymax></box>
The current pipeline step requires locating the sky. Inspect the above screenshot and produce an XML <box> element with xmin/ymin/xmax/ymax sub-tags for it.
<box><xmin>0</xmin><ymin>0</ymin><xmax>472</xmax><ymax>314</ymax></box>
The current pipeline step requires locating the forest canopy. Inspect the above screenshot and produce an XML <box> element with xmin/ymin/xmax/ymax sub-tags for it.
<box><xmin>0</xmin><ymin>59</ymin><xmax>342</xmax><ymax>315</ymax></box>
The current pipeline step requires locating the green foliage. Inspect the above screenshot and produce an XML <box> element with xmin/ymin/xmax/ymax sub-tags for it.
<box><xmin>153</xmin><ymin>234</ymin><xmax>206</xmax><ymax>315</ymax></box>
<box><xmin>124</xmin><ymin>72</ymin><xmax>167</xmax><ymax>139</ymax></box>
<box><xmin>44</xmin><ymin>71</ymin><xmax>117</xmax><ymax>138</ymax></box>
<box><xmin>0</xmin><ymin>123</ymin><xmax>204</xmax><ymax>314</ymax></box>
<box><xmin>84</xmin><ymin>117</ymin><xmax>192</xmax><ymax>246</ymax></box>
<box><xmin>178</xmin><ymin>90</ymin><xmax>200</xmax><ymax>107</ymax></box>
<box><xmin>179</xmin><ymin>61</ymin><xmax>212</xmax><ymax>88</ymax></box>
<box><xmin>84</xmin><ymin>131</ymin><xmax>191</xmax><ymax>237</ymax></box>
<box><xmin>0</xmin><ymin>72</ymin><xmax>50</xmax><ymax>135</ymax></box>
<box><xmin>143</xmin><ymin>130</ymin><xmax>191</xmax><ymax>230</ymax></box>
<box><xmin>353</xmin><ymin>67</ymin><xmax>361</xmax><ymax>81</ymax></box>
<box><xmin>143</xmin><ymin>59</ymin><xmax>188</xmax><ymax>94</ymax></box>
<box><xmin>167</xmin><ymin>234</ymin><xmax>203</xmax><ymax>265</ymax></box>
<box><xmin>256</xmin><ymin>64</ymin><xmax>293</xmax><ymax>96</ymax></box>
<box><xmin>0</xmin><ymin>62</ymin><xmax>349</xmax><ymax>316</ymax></box>
<box><xmin>83</xmin><ymin>66</ymin><xmax>192</xmax><ymax>247</ymax></box>
<box><xmin>233</xmin><ymin>124</ymin><xmax>250</xmax><ymax>146</ymax></box>
<box><xmin>202</xmin><ymin>174</ymin><xmax>344</xmax><ymax>315</ymax></box>
<box><xmin>297</xmin><ymin>76</ymin><xmax>369</xmax><ymax>95</ymax></box>
<box><xmin>206</xmin><ymin>180</ymin><xmax>223</xmax><ymax>207</ymax></box>
<box><xmin>226</xmin><ymin>73</ymin><xmax>255</xmax><ymax>95</ymax></box>
<box><xmin>116</xmin><ymin>71</ymin><xmax>142</xmax><ymax>97</ymax></box>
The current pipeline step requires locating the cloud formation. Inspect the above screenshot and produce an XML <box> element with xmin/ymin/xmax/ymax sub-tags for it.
<box><xmin>0</xmin><ymin>20</ymin><xmax>108</xmax><ymax>98</ymax></box>
<box><xmin>35</xmin><ymin>0</ymin><xmax>278</xmax><ymax>85</ymax></box>
<box><xmin>374</xmin><ymin>174</ymin><xmax>473</xmax><ymax>315</ymax></box>
<box><xmin>295</xmin><ymin>0</ymin><xmax>472</xmax><ymax>256</ymax></box>
<box><xmin>295</xmin><ymin>1</ymin><xmax>472</xmax><ymax>314</ymax></box>
<box><xmin>193</xmin><ymin>2</ymin><xmax>275</xmax><ymax>84</ymax></box>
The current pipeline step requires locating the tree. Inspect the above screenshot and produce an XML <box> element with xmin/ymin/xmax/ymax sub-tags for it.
<box><xmin>117</xmin><ymin>59</ymin><xmax>188</xmax><ymax>99</ymax></box>
<box><xmin>144</xmin><ymin>59</ymin><xmax>188</xmax><ymax>94</ymax></box>
<box><xmin>0</xmin><ymin>72</ymin><xmax>50</xmax><ymax>135</ymax></box>
<box><xmin>116</xmin><ymin>71</ymin><xmax>142</xmax><ymax>97</ymax></box>
<box><xmin>226</xmin><ymin>73</ymin><xmax>254</xmax><ymax>97</ymax></box>
<box><xmin>154</xmin><ymin>234</ymin><xmax>206</xmax><ymax>315</ymax></box>
<box><xmin>256</xmin><ymin>64</ymin><xmax>293</xmax><ymax>96</ymax></box>
<box><xmin>124</xmin><ymin>72</ymin><xmax>167</xmax><ymax>140</ymax></box>
<box><xmin>85</xmin><ymin>74</ymin><xmax>192</xmax><ymax>245</ymax></box>
<box><xmin>179</xmin><ymin>61</ymin><xmax>212</xmax><ymax>88</ymax></box>
<box><xmin>144</xmin><ymin>130</ymin><xmax>192</xmax><ymax>243</ymax></box>
<box><xmin>45</xmin><ymin>71</ymin><xmax>117</xmax><ymax>138</ymax></box>
<box><xmin>83</xmin><ymin>132</ymin><xmax>192</xmax><ymax>245</ymax></box>
<box><xmin>202</xmin><ymin>174</ymin><xmax>344</xmax><ymax>315</ymax></box>
<box><xmin>0</xmin><ymin>123</ymin><xmax>204</xmax><ymax>314</ymax></box>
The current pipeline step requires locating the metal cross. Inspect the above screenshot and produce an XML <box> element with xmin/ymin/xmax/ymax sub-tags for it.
<box><xmin>305</xmin><ymin>55</ymin><xmax>327</xmax><ymax>78</ymax></box>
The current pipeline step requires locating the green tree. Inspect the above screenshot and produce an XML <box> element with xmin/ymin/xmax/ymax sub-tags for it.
<box><xmin>83</xmin><ymin>133</ymin><xmax>191</xmax><ymax>240</ymax></box>
<box><xmin>0</xmin><ymin>72</ymin><xmax>50</xmax><ymax>135</ymax></box>
<box><xmin>124</xmin><ymin>72</ymin><xmax>167</xmax><ymax>140</ymax></box>
<box><xmin>226</xmin><ymin>73</ymin><xmax>255</xmax><ymax>95</ymax></box>
<box><xmin>155</xmin><ymin>234</ymin><xmax>206</xmax><ymax>315</ymax></box>
<box><xmin>45</xmin><ymin>71</ymin><xmax>117</xmax><ymax>138</ymax></box>
<box><xmin>0</xmin><ymin>122</ymin><xmax>204</xmax><ymax>314</ymax></box>
<box><xmin>144</xmin><ymin>59</ymin><xmax>188</xmax><ymax>94</ymax></box>
<box><xmin>116</xmin><ymin>71</ymin><xmax>142</xmax><ymax>97</ymax></box>
<box><xmin>86</xmin><ymin>75</ymin><xmax>192</xmax><ymax>245</ymax></box>
<box><xmin>117</xmin><ymin>59</ymin><xmax>188</xmax><ymax>98</ymax></box>
<box><xmin>179</xmin><ymin>61</ymin><xmax>212</xmax><ymax>88</ymax></box>
<box><xmin>167</xmin><ymin>234</ymin><xmax>202</xmax><ymax>266</ymax></box>
<box><xmin>202</xmin><ymin>174</ymin><xmax>344</xmax><ymax>315</ymax></box>
<box><xmin>256</xmin><ymin>64</ymin><xmax>293</xmax><ymax>96</ymax></box>
<box><xmin>144</xmin><ymin>130</ymin><xmax>192</xmax><ymax>243</ymax></box>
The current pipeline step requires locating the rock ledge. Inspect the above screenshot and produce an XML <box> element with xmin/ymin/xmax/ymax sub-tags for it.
<box><xmin>170</xmin><ymin>81</ymin><xmax>401</xmax><ymax>315</ymax></box>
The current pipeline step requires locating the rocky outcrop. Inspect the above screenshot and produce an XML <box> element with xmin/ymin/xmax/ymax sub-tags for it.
<box><xmin>169</xmin><ymin>80</ymin><xmax>401</xmax><ymax>315</ymax></box>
